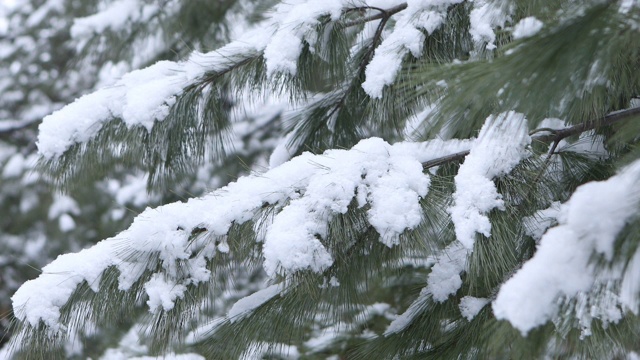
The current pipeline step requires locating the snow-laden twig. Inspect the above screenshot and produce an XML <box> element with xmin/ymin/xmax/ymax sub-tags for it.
<box><xmin>362</xmin><ymin>0</ymin><xmax>464</xmax><ymax>98</ymax></box>
<box><xmin>493</xmin><ymin>159</ymin><xmax>640</xmax><ymax>335</ymax></box>
<box><xmin>385</xmin><ymin>112</ymin><xmax>531</xmax><ymax>334</ymax></box>
<box><xmin>448</xmin><ymin>111</ymin><xmax>530</xmax><ymax>249</ymax></box>
<box><xmin>37</xmin><ymin>0</ymin><xmax>519</xmax><ymax>160</ymax></box>
<box><xmin>422</xmin><ymin>106</ymin><xmax>640</xmax><ymax>170</ymax></box>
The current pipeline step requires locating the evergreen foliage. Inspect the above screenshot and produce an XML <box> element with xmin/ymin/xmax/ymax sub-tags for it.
<box><xmin>3</xmin><ymin>0</ymin><xmax>640</xmax><ymax>359</ymax></box>
<box><xmin>0</xmin><ymin>0</ymin><xmax>274</xmax><ymax>356</ymax></box>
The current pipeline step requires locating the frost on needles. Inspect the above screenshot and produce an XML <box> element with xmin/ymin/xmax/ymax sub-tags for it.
<box><xmin>13</xmin><ymin>136</ymin><xmax>473</xmax><ymax>333</ymax></box>
<box><xmin>494</xmin><ymin>160</ymin><xmax>640</xmax><ymax>336</ymax></box>
<box><xmin>6</xmin><ymin>0</ymin><xmax>640</xmax><ymax>358</ymax></box>
<box><xmin>36</xmin><ymin>0</ymin><xmax>511</xmax><ymax>159</ymax></box>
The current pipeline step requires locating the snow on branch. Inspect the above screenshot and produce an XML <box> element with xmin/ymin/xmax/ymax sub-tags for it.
<box><xmin>38</xmin><ymin>0</ymin><xmax>381</xmax><ymax>159</ymax></box>
<box><xmin>421</xmin><ymin>106</ymin><xmax>640</xmax><ymax>170</ymax></box>
<box><xmin>37</xmin><ymin>29</ymin><xmax>270</xmax><ymax>160</ymax></box>
<box><xmin>384</xmin><ymin>241</ymin><xmax>469</xmax><ymax>334</ymax></box>
<box><xmin>448</xmin><ymin>111</ymin><xmax>530</xmax><ymax>249</ymax></box>
<box><xmin>493</xmin><ymin>159</ymin><xmax>640</xmax><ymax>335</ymax></box>
<box><xmin>37</xmin><ymin>0</ymin><xmax>518</xmax><ymax>160</ymax></box>
<box><xmin>361</xmin><ymin>0</ymin><xmax>513</xmax><ymax>97</ymax></box>
<box><xmin>362</xmin><ymin>0</ymin><xmax>463</xmax><ymax>98</ymax></box>
<box><xmin>385</xmin><ymin>112</ymin><xmax>531</xmax><ymax>334</ymax></box>
<box><xmin>228</xmin><ymin>284</ymin><xmax>284</xmax><ymax>323</ymax></box>
<box><xmin>14</xmin><ymin>137</ymin><xmax>472</xmax><ymax>334</ymax></box>
<box><xmin>468</xmin><ymin>0</ymin><xmax>510</xmax><ymax>50</ymax></box>
<box><xmin>70</xmin><ymin>0</ymin><xmax>171</xmax><ymax>38</ymax></box>
<box><xmin>262</xmin><ymin>0</ymin><xmax>347</xmax><ymax>76</ymax></box>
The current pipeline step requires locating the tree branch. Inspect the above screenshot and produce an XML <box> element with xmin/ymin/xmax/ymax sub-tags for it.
<box><xmin>341</xmin><ymin>3</ymin><xmax>408</xmax><ymax>28</ymax></box>
<box><xmin>422</xmin><ymin>106</ymin><xmax>640</xmax><ymax>170</ymax></box>
<box><xmin>320</xmin><ymin>9</ymin><xmax>393</xmax><ymax>129</ymax></box>
<box><xmin>535</xmin><ymin>106</ymin><xmax>640</xmax><ymax>143</ymax></box>
<box><xmin>421</xmin><ymin>150</ymin><xmax>469</xmax><ymax>169</ymax></box>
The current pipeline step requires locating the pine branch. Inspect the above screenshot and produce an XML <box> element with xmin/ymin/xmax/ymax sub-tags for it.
<box><xmin>421</xmin><ymin>150</ymin><xmax>469</xmax><ymax>170</ymax></box>
<box><xmin>322</xmin><ymin>6</ymin><xmax>392</xmax><ymax>122</ymax></box>
<box><xmin>535</xmin><ymin>107</ymin><xmax>640</xmax><ymax>143</ymax></box>
<box><xmin>341</xmin><ymin>3</ymin><xmax>408</xmax><ymax>28</ymax></box>
<box><xmin>422</xmin><ymin>106</ymin><xmax>640</xmax><ymax>170</ymax></box>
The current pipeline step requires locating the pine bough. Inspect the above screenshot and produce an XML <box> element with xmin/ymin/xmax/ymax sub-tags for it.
<box><xmin>8</xmin><ymin>0</ymin><xmax>640</xmax><ymax>358</ymax></box>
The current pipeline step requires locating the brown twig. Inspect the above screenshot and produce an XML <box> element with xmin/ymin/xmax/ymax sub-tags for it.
<box><xmin>422</xmin><ymin>106</ymin><xmax>640</xmax><ymax>170</ymax></box>
<box><xmin>532</xmin><ymin>139</ymin><xmax>560</xmax><ymax>184</ymax></box>
<box><xmin>341</xmin><ymin>3</ymin><xmax>408</xmax><ymax>28</ymax></box>
<box><xmin>422</xmin><ymin>150</ymin><xmax>470</xmax><ymax>169</ymax></box>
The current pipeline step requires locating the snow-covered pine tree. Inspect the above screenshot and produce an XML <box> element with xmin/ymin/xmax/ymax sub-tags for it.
<box><xmin>5</xmin><ymin>0</ymin><xmax>640</xmax><ymax>359</ymax></box>
<box><xmin>0</xmin><ymin>0</ymin><xmax>280</xmax><ymax>357</ymax></box>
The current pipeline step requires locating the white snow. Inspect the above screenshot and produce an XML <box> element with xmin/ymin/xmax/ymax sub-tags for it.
<box><xmin>71</xmin><ymin>0</ymin><xmax>146</xmax><ymax>37</ymax></box>
<box><xmin>38</xmin><ymin>31</ymin><xmax>272</xmax><ymax>159</ymax></box>
<box><xmin>144</xmin><ymin>274</ymin><xmax>187</xmax><ymax>313</ymax></box>
<box><xmin>96</xmin><ymin>61</ymin><xmax>131</xmax><ymax>88</ymax></box>
<box><xmin>0</xmin><ymin>345</ymin><xmax>10</xmax><ymax>360</ymax></box>
<box><xmin>403</xmin><ymin>104</ymin><xmax>436</xmax><ymax>139</ymax></box>
<box><xmin>512</xmin><ymin>17</ymin><xmax>543</xmax><ymax>39</ymax></box>
<box><xmin>228</xmin><ymin>284</ymin><xmax>282</xmax><ymax>322</ymax></box>
<box><xmin>621</xmin><ymin>248</ymin><xmax>640</xmax><ymax>314</ymax></box>
<box><xmin>99</xmin><ymin>327</ymin><xmax>150</xmax><ymax>360</ymax></box>
<box><xmin>426</xmin><ymin>241</ymin><xmax>469</xmax><ymax>302</ymax></box>
<box><xmin>304</xmin><ymin>324</ymin><xmax>344</xmax><ymax>352</ymax></box>
<box><xmin>522</xmin><ymin>202</ymin><xmax>561</xmax><ymax>241</ymax></box>
<box><xmin>109</xmin><ymin>174</ymin><xmax>153</xmax><ymax>207</ymax></box>
<box><xmin>619</xmin><ymin>0</ymin><xmax>638</xmax><ymax>14</ymax></box>
<box><xmin>12</xmin><ymin>241</ymin><xmax>116</xmax><ymax>332</ymax></box>
<box><xmin>469</xmin><ymin>0</ymin><xmax>510</xmax><ymax>50</ymax></box>
<box><xmin>561</xmin><ymin>131</ymin><xmax>608</xmax><ymax>160</ymax></box>
<box><xmin>37</xmin><ymin>0</ymin><xmax>494</xmax><ymax>159</ymax></box>
<box><xmin>385</xmin><ymin>293</ymin><xmax>423</xmax><ymax>335</ymax></box>
<box><xmin>385</xmin><ymin>241</ymin><xmax>469</xmax><ymax>334</ymax></box>
<box><xmin>48</xmin><ymin>194</ymin><xmax>79</xmax><ymax>231</ymax></box>
<box><xmin>459</xmin><ymin>296</ymin><xmax>489</xmax><ymax>321</ymax></box>
<box><xmin>448</xmin><ymin>112</ymin><xmax>530</xmax><ymax>249</ymax></box>
<box><xmin>493</xmin><ymin>159</ymin><xmax>640</xmax><ymax>335</ymax></box>
<box><xmin>37</xmin><ymin>61</ymin><xmax>187</xmax><ymax>158</ymax></box>
<box><xmin>263</xmin><ymin>137</ymin><xmax>433</xmax><ymax>273</ymax></box>
<box><xmin>15</xmin><ymin>137</ymin><xmax>473</xmax><ymax>333</ymax></box>
<box><xmin>25</xmin><ymin>0</ymin><xmax>64</xmax><ymax>28</ymax></box>
<box><xmin>573</xmin><ymin>288</ymin><xmax>623</xmax><ymax>338</ymax></box>
<box><xmin>269</xmin><ymin>132</ymin><xmax>296</xmax><ymax>168</ymax></box>
<box><xmin>71</xmin><ymin>0</ymin><xmax>165</xmax><ymax>38</ymax></box>
<box><xmin>10</xmin><ymin>1</ymin><xmax>640</xmax><ymax>355</ymax></box>
<box><xmin>362</xmin><ymin>0</ymin><xmax>463</xmax><ymax>98</ymax></box>
<box><xmin>263</xmin><ymin>0</ymin><xmax>343</xmax><ymax>76</ymax></box>
<box><xmin>538</xmin><ymin>117</ymin><xmax>565</xmax><ymax>131</ymax></box>
<box><xmin>386</xmin><ymin>113</ymin><xmax>530</xmax><ymax>335</ymax></box>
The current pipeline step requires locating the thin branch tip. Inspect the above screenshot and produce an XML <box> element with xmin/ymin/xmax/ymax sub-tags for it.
<box><xmin>422</xmin><ymin>106</ymin><xmax>640</xmax><ymax>170</ymax></box>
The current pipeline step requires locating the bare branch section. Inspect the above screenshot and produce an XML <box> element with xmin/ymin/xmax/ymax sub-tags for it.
<box><xmin>341</xmin><ymin>3</ymin><xmax>408</xmax><ymax>27</ymax></box>
<box><xmin>535</xmin><ymin>107</ymin><xmax>640</xmax><ymax>143</ymax></box>
<box><xmin>422</xmin><ymin>106</ymin><xmax>640</xmax><ymax>170</ymax></box>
